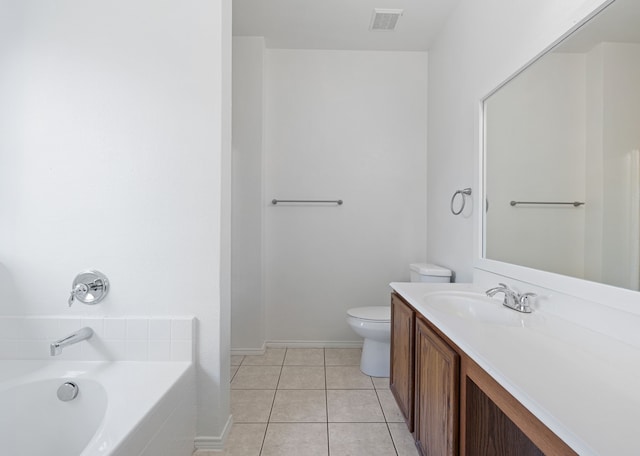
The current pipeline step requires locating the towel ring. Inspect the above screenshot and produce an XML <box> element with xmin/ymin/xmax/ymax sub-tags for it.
<box><xmin>450</xmin><ymin>188</ymin><xmax>472</xmax><ymax>215</ymax></box>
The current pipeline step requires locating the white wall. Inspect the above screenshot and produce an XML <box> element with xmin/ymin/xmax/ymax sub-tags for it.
<box><xmin>596</xmin><ymin>43</ymin><xmax>640</xmax><ymax>289</ymax></box>
<box><xmin>485</xmin><ymin>53</ymin><xmax>587</xmax><ymax>278</ymax></box>
<box><xmin>264</xmin><ymin>50</ymin><xmax>428</xmax><ymax>344</ymax></box>
<box><xmin>427</xmin><ymin>0</ymin><xmax>609</xmax><ymax>282</ymax></box>
<box><xmin>0</xmin><ymin>0</ymin><xmax>231</xmax><ymax>446</ymax></box>
<box><xmin>584</xmin><ymin>44</ymin><xmax>605</xmax><ymax>283</ymax></box>
<box><xmin>231</xmin><ymin>37</ymin><xmax>266</xmax><ymax>351</ymax></box>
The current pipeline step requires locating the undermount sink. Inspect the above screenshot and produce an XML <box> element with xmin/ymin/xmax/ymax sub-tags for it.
<box><xmin>422</xmin><ymin>291</ymin><xmax>538</xmax><ymax>327</ymax></box>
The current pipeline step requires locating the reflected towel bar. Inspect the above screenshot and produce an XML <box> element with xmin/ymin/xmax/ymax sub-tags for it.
<box><xmin>510</xmin><ymin>201</ymin><xmax>585</xmax><ymax>207</ymax></box>
<box><xmin>272</xmin><ymin>199</ymin><xmax>343</xmax><ymax>205</ymax></box>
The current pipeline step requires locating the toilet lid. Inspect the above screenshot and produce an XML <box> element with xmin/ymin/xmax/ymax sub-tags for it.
<box><xmin>347</xmin><ymin>306</ymin><xmax>391</xmax><ymax>322</ymax></box>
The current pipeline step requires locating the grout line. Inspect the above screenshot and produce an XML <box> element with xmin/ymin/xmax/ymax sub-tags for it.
<box><xmin>386</xmin><ymin>421</ymin><xmax>401</xmax><ymax>456</ymax></box>
<box><xmin>373</xmin><ymin>385</ymin><xmax>401</xmax><ymax>455</ymax></box>
<box><xmin>323</xmin><ymin>350</ymin><xmax>330</xmax><ymax>451</ymax></box>
<box><xmin>326</xmin><ymin>420</ymin><xmax>392</xmax><ymax>423</ymax></box>
<box><xmin>374</xmin><ymin>385</ymin><xmax>388</xmax><ymax>422</ymax></box>
<box><xmin>258</xmin><ymin>349</ymin><xmax>286</xmax><ymax>456</ymax></box>
<box><xmin>325</xmin><ymin>348</ymin><xmax>331</xmax><ymax>455</ymax></box>
<box><xmin>229</xmin><ymin>367</ymin><xmax>237</xmax><ymax>383</ymax></box>
<box><xmin>257</xmin><ymin>423</ymin><xmax>268</xmax><ymax>456</ymax></box>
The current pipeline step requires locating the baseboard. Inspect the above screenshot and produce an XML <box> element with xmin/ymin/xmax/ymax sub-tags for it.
<box><xmin>265</xmin><ymin>340</ymin><xmax>363</xmax><ymax>349</ymax></box>
<box><xmin>193</xmin><ymin>414</ymin><xmax>233</xmax><ymax>452</ymax></box>
<box><xmin>231</xmin><ymin>342</ymin><xmax>266</xmax><ymax>356</ymax></box>
<box><xmin>231</xmin><ymin>340</ymin><xmax>363</xmax><ymax>355</ymax></box>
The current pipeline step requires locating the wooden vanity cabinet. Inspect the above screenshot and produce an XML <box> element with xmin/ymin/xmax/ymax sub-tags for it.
<box><xmin>390</xmin><ymin>292</ymin><xmax>577</xmax><ymax>456</ymax></box>
<box><xmin>414</xmin><ymin>315</ymin><xmax>459</xmax><ymax>456</ymax></box>
<box><xmin>390</xmin><ymin>293</ymin><xmax>459</xmax><ymax>454</ymax></box>
<box><xmin>390</xmin><ymin>293</ymin><xmax>415</xmax><ymax>431</ymax></box>
<box><xmin>460</xmin><ymin>356</ymin><xmax>576</xmax><ymax>456</ymax></box>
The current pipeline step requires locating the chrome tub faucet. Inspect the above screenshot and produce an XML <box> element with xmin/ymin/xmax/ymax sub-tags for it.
<box><xmin>486</xmin><ymin>283</ymin><xmax>536</xmax><ymax>313</ymax></box>
<box><xmin>50</xmin><ymin>327</ymin><xmax>94</xmax><ymax>356</ymax></box>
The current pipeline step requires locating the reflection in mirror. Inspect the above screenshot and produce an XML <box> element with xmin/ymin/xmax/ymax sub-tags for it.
<box><xmin>483</xmin><ymin>0</ymin><xmax>640</xmax><ymax>291</ymax></box>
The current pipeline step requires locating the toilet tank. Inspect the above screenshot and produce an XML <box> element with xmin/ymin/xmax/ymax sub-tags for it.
<box><xmin>409</xmin><ymin>263</ymin><xmax>452</xmax><ymax>283</ymax></box>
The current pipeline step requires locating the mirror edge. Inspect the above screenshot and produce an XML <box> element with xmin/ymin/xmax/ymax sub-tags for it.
<box><xmin>474</xmin><ymin>0</ymin><xmax>640</xmax><ymax>316</ymax></box>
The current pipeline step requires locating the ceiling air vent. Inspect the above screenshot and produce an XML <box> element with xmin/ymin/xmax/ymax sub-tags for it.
<box><xmin>369</xmin><ymin>8</ymin><xmax>403</xmax><ymax>32</ymax></box>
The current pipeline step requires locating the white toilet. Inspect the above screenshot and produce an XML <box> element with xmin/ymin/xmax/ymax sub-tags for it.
<box><xmin>346</xmin><ymin>263</ymin><xmax>452</xmax><ymax>377</ymax></box>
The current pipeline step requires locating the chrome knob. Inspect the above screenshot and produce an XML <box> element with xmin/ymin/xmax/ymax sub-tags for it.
<box><xmin>68</xmin><ymin>270</ymin><xmax>109</xmax><ymax>307</ymax></box>
<box><xmin>518</xmin><ymin>292</ymin><xmax>537</xmax><ymax>311</ymax></box>
<box><xmin>69</xmin><ymin>283</ymin><xmax>89</xmax><ymax>306</ymax></box>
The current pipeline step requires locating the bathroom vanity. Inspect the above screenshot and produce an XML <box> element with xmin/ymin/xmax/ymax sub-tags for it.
<box><xmin>389</xmin><ymin>282</ymin><xmax>640</xmax><ymax>455</ymax></box>
<box><xmin>390</xmin><ymin>289</ymin><xmax>572</xmax><ymax>455</ymax></box>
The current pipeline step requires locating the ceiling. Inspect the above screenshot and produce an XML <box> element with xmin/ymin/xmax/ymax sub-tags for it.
<box><xmin>232</xmin><ymin>0</ymin><xmax>461</xmax><ymax>51</ymax></box>
<box><xmin>555</xmin><ymin>0</ymin><xmax>640</xmax><ymax>53</ymax></box>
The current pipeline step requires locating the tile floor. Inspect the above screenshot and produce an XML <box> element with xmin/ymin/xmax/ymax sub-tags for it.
<box><xmin>207</xmin><ymin>348</ymin><xmax>419</xmax><ymax>456</ymax></box>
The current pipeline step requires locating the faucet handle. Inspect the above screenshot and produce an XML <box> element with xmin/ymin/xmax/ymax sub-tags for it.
<box><xmin>518</xmin><ymin>292</ymin><xmax>537</xmax><ymax>310</ymax></box>
<box><xmin>67</xmin><ymin>270</ymin><xmax>109</xmax><ymax>307</ymax></box>
<box><xmin>68</xmin><ymin>283</ymin><xmax>89</xmax><ymax>307</ymax></box>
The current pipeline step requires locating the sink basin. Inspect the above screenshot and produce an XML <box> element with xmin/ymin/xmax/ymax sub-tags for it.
<box><xmin>422</xmin><ymin>291</ymin><xmax>538</xmax><ymax>327</ymax></box>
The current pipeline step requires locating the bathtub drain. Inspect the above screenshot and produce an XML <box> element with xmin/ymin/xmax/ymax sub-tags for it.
<box><xmin>57</xmin><ymin>382</ymin><xmax>79</xmax><ymax>401</ymax></box>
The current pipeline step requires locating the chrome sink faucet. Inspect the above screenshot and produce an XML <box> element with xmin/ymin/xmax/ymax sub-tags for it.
<box><xmin>50</xmin><ymin>327</ymin><xmax>94</xmax><ymax>356</ymax></box>
<box><xmin>486</xmin><ymin>283</ymin><xmax>536</xmax><ymax>313</ymax></box>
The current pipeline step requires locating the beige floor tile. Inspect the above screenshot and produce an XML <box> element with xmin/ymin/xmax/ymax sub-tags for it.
<box><xmin>261</xmin><ymin>423</ymin><xmax>328</xmax><ymax>456</ymax></box>
<box><xmin>230</xmin><ymin>365</ymin><xmax>239</xmax><ymax>382</ymax></box>
<box><xmin>241</xmin><ymin>348</ymin><xmax>286</xmax><ymax>366</ymax></box>
<box><xmin>215</xmin><ymin>423</ymin><xmax>266</xmax><ymax>456</ymax></box>
<box><xmin>231</xmin><ymin>389</ymin><xmax>275</xmax><ymax>423</ymax></box>
<box><xmin>327</xmin><ymin>389</ymin><xmax>385</xmax><ymax>422</ymax></box>
<box><xmin>376</xmin><ymin>389</ymin><xmax>405</xmax><ymax>423</ymax></box>
<box><xmin>372</xmin><ymin>377</ymin><xmax>390</xmax><ymax>389</ymax></box>
<box><xmin>230</xmin><ymin>355</ymin><xmax>244</xmax><ymax>366</ymax></box>
<box><xmin>278</xmin><ymin>366</ymin><xmax>326</xmax><ymax>389</ymax></box>
<box><xmin>270</xmin><ymin>389</ymin><xmax>327</xmax><ymax>422</ymax></box>
<box><xmin>326</xmin><ymin>366</ymin><xmax>373</xmax><ymax>389</ymax></box>
<box><xmin>388</xmin><ymin>423</ymin><xmax>420</xmax><ymax>456</ymax></box>
<box><xmin>231</xmin><ymin>365</ymin><xmax>281</xmax><ymax>389</ymax></box>
<box><xmin>324</xmin><ymin>348</ymin><xmax>362</xmax><ymax>365</ymax></box>
<box><xmin>283</xmin><ymin>348</ymin><xmax>325</xmax><ymax>366</ymax></box>
<box><xmin>328</xmin><ymin>422</ymin><xmax>396</xmax><ymax>456</ymax></box>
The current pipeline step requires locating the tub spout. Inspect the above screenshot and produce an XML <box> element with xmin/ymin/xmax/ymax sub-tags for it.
<box><xmin>50</xmin><ymin>327</ymin><xmax>94</xmax><ymax>356</ymax></box>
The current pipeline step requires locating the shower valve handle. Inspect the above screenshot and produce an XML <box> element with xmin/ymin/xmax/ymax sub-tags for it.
<box><xmin>67</xmin><ymin>270</ymin><xmax>110</xmax><ymax>307</ymax></box>
<box><xmin>68</xmin><ymin>283</ymin><xmax>89</xmax><ymax>307</ymax></box>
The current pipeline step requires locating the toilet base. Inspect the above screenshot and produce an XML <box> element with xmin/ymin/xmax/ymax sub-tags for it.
<box><xmin>360</xmin><ymin>338</ymin><xmax>390</xmax><ymax>377</ymax></box>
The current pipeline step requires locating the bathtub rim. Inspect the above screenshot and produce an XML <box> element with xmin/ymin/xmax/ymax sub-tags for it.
<box><xmin>0</xmin><ymin>360</ymin><xmax>194</xmax><ymax>456</ymax></box>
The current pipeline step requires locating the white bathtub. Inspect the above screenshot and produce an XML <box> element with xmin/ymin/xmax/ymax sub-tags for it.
<box><xmin>0</xmin><ymin>360</ymin><xmax>195</xmax><ymax>456</ymax></box>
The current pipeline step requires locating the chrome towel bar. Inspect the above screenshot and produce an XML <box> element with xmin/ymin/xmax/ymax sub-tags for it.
<box><xmin>510</xmin><ymin>201</ymin><xmax>585</xmax><ymax>207</ymax></box>
<box><xmin>272</xmin><ymin>199</ymin><xmax>343</xmax><ymax>205</ymax></box>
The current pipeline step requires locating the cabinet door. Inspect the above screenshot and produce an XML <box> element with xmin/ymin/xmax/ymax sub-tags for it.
<box><xmin>461</xmin><ymin>357</ymin><xmax>577</xmax><ymax>456</ymax></box>
<box><xmin>415</xmin><ymin>317</ymin><xmax>459</xmax><ymax>456</ymax></box>
<box><xmin>390</xmin><ymin>294</ymin><xmax>415</xmax><ymax>431</ymax></box>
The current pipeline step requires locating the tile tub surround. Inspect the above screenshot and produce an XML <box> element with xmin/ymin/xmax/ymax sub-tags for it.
<box><xmin>212</xmin><ymin>348</ymin><xmax>419</xmax><ymax>456</ymax></box>
<box><xmin>0</xmin><ymin>316</ymin><xmax>194</xmax><ymax>361</ymax></box>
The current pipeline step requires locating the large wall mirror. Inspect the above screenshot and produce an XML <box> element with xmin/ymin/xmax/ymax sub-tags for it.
<box><xmin>483</xmin><ymin>0</ymin><xmax>640</xmax><ymax>293</ymax></box>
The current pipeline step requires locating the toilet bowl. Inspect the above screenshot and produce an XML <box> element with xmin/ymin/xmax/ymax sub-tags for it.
<box><xmin>346</xmin><ymin>306</ymin><xmax>391</xmax><ymax>377</ymax></box>
<box><xmin>346</xmin><ymin>263</ymin><xmax>453</xmax><ymax>378</ymax></box>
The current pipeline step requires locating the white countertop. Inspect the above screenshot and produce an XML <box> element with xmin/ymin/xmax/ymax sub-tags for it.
<box><xmin>390</xmin><ymin>282</ymin><xmax>640</xmax><ymax>456</ymax></box>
